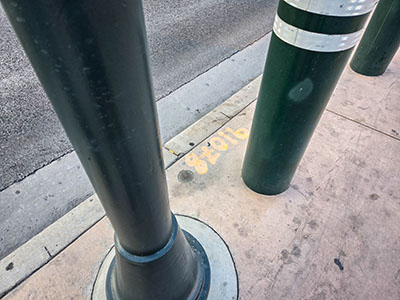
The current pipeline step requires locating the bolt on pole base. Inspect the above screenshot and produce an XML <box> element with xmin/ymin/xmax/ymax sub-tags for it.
<box><xmin>93</xmin><ymin>215</ymin><xmax>238</xmax><ymax>300</ymax></box>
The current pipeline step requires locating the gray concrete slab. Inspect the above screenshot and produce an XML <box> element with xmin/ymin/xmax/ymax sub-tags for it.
<box><xmin>328</xmin><ymin>51</ymin><xmax>400</xmax><ymax>140</ymax></box>
<box><xmin>167</xmin><ymin>102</ymin><xmax>400</xmax><ymax>299</ymax></box>
<box><xmin>0</xmin><ymin>194</ymin><xmax>104</xmax><ymax>298</ymax></box>
<box><xmin>0</xmin><ymin>234</ymin><xmax>50</xmax><ymax>299</ymax></box>
<box><xmin>0</xmin><ymin>152</ymin><xmax>94</xmax><ymax>260</ymax></box>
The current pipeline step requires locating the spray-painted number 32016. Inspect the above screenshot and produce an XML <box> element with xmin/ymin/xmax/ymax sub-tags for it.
<box><xmin>185</xmin><ymin>127</ymin><xmax>249</xmax><ymax>175</ymax></box>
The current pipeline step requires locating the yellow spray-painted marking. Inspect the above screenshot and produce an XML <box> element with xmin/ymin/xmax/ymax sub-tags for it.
<box><xmin>199</xmin><ymin>146</ymin><xmax>220</xmax><ymax>165</ymax></box>
<box><xmin>185</xmin><ymin>153</ymin><xmax>208</xmax><ymax>174</ymax></box>
<box><xmin>185</xmin><ymin>127</ymin><xmax>249</xmax><ymax>175</ymax></box>
<box><xmin>225</xmin><ymin>127</ymin><xmax>249</xmax><ymax>139</ymax></box>
<box><xmin>218</xmin><ymin>131</ymin><xmax>238</xmax><ymax>145</ymax></box>
<box><xmin>210</xmin><ymin>137</ymin><xmax>229</xmax><ymax>151</ymax></box>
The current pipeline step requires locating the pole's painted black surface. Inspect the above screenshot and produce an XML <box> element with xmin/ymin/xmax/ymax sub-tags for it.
<box><xmin>350</xmin><ymin>0</ymin><xmax>400</xmax><ymax>76</ymax></box>
<box><xmin>243</xmin><ymin>35</ymin><xmax>352</xmax><ymax>195</ymax></box>
<box><xmin>242</xmin><ymin>0</ymin><xmax>373</xmax><ymax>195</ymax></box>
<box><xmin>2</xmin><ymin>0</ymin><xmax>171</xmax><ymax>256</ymax></box>
<box><xmin>2</xmin><ymin>1</ymin><xmax>209</xmax><ymax>299</ymax></box>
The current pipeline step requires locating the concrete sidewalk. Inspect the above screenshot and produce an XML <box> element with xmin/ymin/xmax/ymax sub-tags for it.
<box><xmin>1</xmin><ymin>51</ymin><xmax>399</xmax><ymax>300</ymax></box>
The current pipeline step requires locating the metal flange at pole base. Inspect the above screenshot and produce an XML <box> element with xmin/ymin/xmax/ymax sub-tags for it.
<box><xmin>242</xmin><ymin>0</ymin><xmax>377</xmax><ymax>195</ymax></box>
<box><xmin>93</xmin><ymin>215</ymin><xmax>239</xmax><ymax>300</ymax></box>
<box><xmin>350</xmin><ymin>0</ymin><xmax>400</xmax><ymax>76</ymax></box>
<box><xmin>103</xmin><ymin>215</ymin><xmax>210</xmax><ymax>300</ymax></box>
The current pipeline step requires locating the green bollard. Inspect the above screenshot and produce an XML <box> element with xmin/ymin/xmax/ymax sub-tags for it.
<box><xmin>242</xmin><ymin>0</ymin><xmax>377</xmax><ymax>195</ymax></box>
<box><xmin>350</xmin><ymin>0</ymin><xmax>400</xmax><ymax>76</ymax></box>
<box><xmin>1</xmin><ymin>0</ymin><xmax>210</xmax><ymax>299</ymax></box>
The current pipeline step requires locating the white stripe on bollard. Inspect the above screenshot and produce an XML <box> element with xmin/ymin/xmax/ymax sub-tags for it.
<box><xmin>273</xmin><ymin>14</ymin><xmax>363</xmax><ymax>52</ymax></box>
<box><xmin>283</xmin><ymin>0</ymin><xmax>378</xmax><ymax>16</ymax></box>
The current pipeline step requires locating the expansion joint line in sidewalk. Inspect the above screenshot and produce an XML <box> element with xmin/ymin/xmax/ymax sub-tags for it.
<box><xmin>43</xmin><ymin>247</ymin><xmax>51</xmax><ymax>258</ymax></box>
<box><xmin>220</xmin><ymin>111</ymin><xmax>231</xmax><ymax>119</ymax></box>
<box><xmin>326</xmin><ymin>109</ymin><xmax>400</xmax><ymax>142</ymax></box>
<box><xmin>163</xmin><ymin>146</ymin><xmax>179</xmax><ymax>157</ymax></box>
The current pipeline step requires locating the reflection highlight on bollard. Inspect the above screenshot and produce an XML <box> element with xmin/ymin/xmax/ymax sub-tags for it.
<box><xmin>242</xmin><ymin>0</ymin><xmax>377</xmax><ymax>195</ymax></box>
<box><xmin>1</xmin><ymin>0</ymin><xmax>237</xmax><ymax>299</ymax></box>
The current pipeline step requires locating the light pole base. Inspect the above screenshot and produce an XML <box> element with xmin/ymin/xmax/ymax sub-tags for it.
<box><xmin>93</xmin><ymin>215</ymin><xmax>238</xmax><ymax>300</ymax></box>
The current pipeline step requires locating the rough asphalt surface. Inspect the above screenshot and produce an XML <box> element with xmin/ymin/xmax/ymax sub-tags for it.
<box><xmin>0</xmin><ymin>0</ymin><xmax>277</xmax><ymax>191</ymax></box>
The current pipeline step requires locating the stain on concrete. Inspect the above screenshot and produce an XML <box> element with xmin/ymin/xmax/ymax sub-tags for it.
<box><xmin>281</xmin><ymin>249</ymin><xmax>293</xmax><ymax>265</ymax></box>
<box><xmin>334</xmin><ymin>258</ymin><xmax>344</xmax><ymax>271</ymax></box>
<box><xmin>237</xmin><ymin>226</ymin><xmax>248</xmax><ymax>238</ymax></box>
<box><xmin>383</xmin><ymin>209</ymin><xmax>391</xmax><ymax>217</ymax></box>
<box><xmin>291</xmin><ymin>246</ymin><xmax>301</xmax><ymax>257</ymax></box>
<box><xmin>395</xmin><ymin>269</ymin><xmax>400</xmax><ymax>280</ymax></box>
<box><xmin>5</xmin><ymin>262</ymin><xmax>14</xmax><ymax>271</ymax></box>
<box><xmin>292</xmin><ymin>217</ymin><xmax>302</xmax><ymax>225</ymax></box>
<box><xmin>307</xmin><ymin>282</ymin><xmax>339</xmax><ymax>300</ymax></box>
<box><xmin>369</xmin><ymin>193</ymin><xmax>379</xmax><ymax>201</ymax></box>
<box><xmin>177</xmin><ymin>170</ymin><xmax>194</xmax><ymax>183</ymax></box>
<box><xmin>329</xmin><ymin>128</ymin><xmax>340</xmax><ymax>138</ymax></box>
<box><xmin>349</xmin><ymin>214</ymin><xmax>364</xmax><ymax>233</ymax></box>
<box><xmin>245</xmin><ymin>248</ymin><xmax>254</xmax><ymax>259</ymax></box>
<box><xmin>307</xmin><ymin>220</ymin><xmax>318</xmax><ymax>230</ymax></box>
<box><xmin>353</xmin><ymin>158</ymin><xmax>366</xmax><ymax>168</ymax></box>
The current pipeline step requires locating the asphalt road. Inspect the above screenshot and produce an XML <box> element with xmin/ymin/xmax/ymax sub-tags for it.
<box><xmin>0</xmin><ymin>0</ymin><xmax>277</xmax><ymax>191</ymax></box>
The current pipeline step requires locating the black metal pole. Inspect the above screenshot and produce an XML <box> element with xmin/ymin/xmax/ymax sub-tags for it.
<box><xmin>350</xmin><ymin>0</ymin><xmax>400</xmax><ymax>76</ymax></box>
<box><xmin>1</xmin><ymin>1</ymin><xmax>208</xmax><ymax>299</ymax></box>
<box><xmin>242</xmin><ymin>0</ymin><xmax>376</xmax><ymax>195</ymax></box>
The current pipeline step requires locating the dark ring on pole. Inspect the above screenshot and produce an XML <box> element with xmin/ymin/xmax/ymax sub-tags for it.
<box><xmin>278</xmin><ymin>0</ymin><xmax>369</xmax><ymax>34</ymax></box>
<box><xmin>114</xmin><ymin>214</ymin><xmax>180</xmax><ymax>264</ymax></box>
<box><xmin>105</xmin><ymin>214</ymin><xmax>211</xmax><ymax>300</ymax></box>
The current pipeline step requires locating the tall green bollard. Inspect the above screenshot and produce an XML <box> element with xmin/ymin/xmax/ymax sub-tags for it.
<box><xmin>1</xmin><ymin>0</ymin><xmax>210</xmax><ymax>299</ymax></box>
<box><xmin>242</xmin><ymin>0</ymin><xmax>377</xmax><ymax>195</ymax></box>
<box><xmin>350</xmin><ymin>0</ymin><xmax>400</xmax><ymax>76</ymax></box>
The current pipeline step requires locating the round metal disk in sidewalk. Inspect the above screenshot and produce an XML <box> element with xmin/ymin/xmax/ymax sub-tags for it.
<box><xmin>92</xmin><ymin>215</ymin><xmax>238</xmax><ymax>300</ymax></box>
